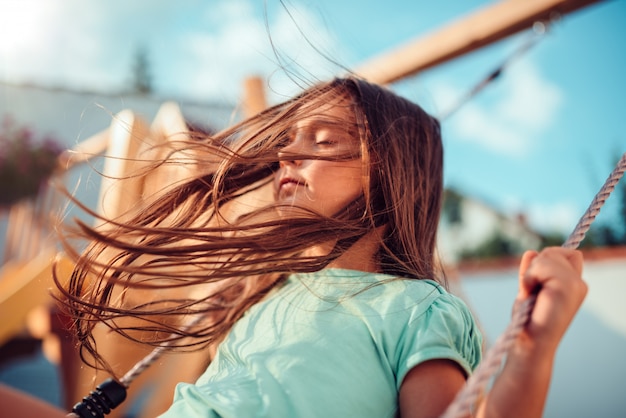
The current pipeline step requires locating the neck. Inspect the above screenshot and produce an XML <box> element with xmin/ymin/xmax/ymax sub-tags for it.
<box><xmin>305</xmin><ymin>227</ymin><xmax>385</xmax><ymax>273</ymax></box>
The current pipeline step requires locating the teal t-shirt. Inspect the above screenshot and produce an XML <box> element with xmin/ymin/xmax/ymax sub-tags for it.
<box><xmin>160</xmin><ymin>269</ymin><xmax>482</xmax><ymax>417</ymax></box>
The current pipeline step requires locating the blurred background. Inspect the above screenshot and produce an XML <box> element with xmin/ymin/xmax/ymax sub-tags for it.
<box><xmin>1</xmin><ymin>1</ymin><xmax>625</xmax><ymax>417</ymax></box>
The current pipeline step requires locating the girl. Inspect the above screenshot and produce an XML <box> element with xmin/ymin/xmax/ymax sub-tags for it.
<box><xmin>0</xmin><ymin>77</ymin><xmax>587</xmax><ymax>417</ymax></box>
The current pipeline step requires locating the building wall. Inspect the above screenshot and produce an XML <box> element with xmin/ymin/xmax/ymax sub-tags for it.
<box><xmin>439</xmin><ymin>195</ymin><xmax>541</xmax><ymax>264</ymax></box>
<box><xmin>0</xmin><ymin>82</ymin><xmax>234</xmax><ymax>149</ymax></box>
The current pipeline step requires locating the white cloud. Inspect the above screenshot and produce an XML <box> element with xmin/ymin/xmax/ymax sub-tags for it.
<box><xmin>0</xmin><ymin>0</ymin><xmax>143</xmax><ymax>89</ymax></box>
<box><xmin>498</xmin><ymin>60</ymin><xmax>563</xmax><ymax>131</ymax></box>
<box><xmin>0</xmin><ymin>0</ymin><xmax>344</xmax><ymax>103</ymax></box>
<box><xmin>452</xmin><ymin>104</ymin><xmax>529</xmax><ymax>154</ymax></box>
<box><xmin>0</xmin><ymin>1</ymin><xmax>54</xmax><ymax>55</ymax></box>
<box><xmin>429</xmin><ymin>58</ymin><xmax>563</xmax><ymax>157</ymax></box>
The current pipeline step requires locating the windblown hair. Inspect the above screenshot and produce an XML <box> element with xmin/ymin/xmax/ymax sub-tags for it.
<box><xmin>54</xmin><ymin>77</ymin><xmax>443</xmax><ymax>375</ymax></box>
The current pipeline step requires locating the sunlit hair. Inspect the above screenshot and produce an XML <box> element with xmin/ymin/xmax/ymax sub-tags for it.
<box><xmin>54</xmin><ymin>77</ymin><xmax>443</xmax><ymax>375</ymax></box>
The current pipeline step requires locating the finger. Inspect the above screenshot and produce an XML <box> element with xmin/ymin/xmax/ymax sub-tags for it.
<box><xmin>521</xmin><ymin>248</ymin><xmax>586</xmax><ymax>306</ymax></box>
<box><xmin>528</xmin><ymin>247</ymin><xmax>583</xmax><ymax>281</ymax></box>
<box><xmin>518</xmin><ymin>250</ymin><xmax>538</xmax><ymax>298</ymax></box>
<box><xmin>563</xmin><ymin>248</ymin><xmax>584</xmax><ymax>276</ymax></box>
<box><xmin>541</xmin><ymin>247</ymin><xmax>587</xmax><ymax>298</ymax></box>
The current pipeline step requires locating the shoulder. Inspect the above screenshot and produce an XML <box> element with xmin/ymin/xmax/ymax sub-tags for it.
<box><xmin>290</xmin><ymin>269</ymin><xmax>464</xmax><ymax>310</ymax></box>
<box><xmin>305</xmin><ymin>271</ymin><xmax>484</xmax><ymax>387</ymax></box>
<box><xmin>286</xmin><ymin>269</ymin><xmax>477</xmax><ymax>334</ymax></box>
<box><xmin>364</xmin><ymin>274</ymin><xmax>470</xmax><ymax>322</ymax></box>
<box><xmin>359</xmin><ymin>277</ymin><xmax>476</xmax><ymax>345</ymax></box>
<box><xmin>389</xmin><ymin>279</ymin><xmax>483</xmax><ymax>385</ymax></box>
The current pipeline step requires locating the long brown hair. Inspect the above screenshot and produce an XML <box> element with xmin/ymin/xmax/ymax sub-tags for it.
<box><xmin>54</xmin><ymin>77</ymin><xmax>443</xmax><ymax>375</ymax></box>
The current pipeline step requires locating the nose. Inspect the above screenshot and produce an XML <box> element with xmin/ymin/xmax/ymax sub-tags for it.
<box><xmin>277</xmin><ymin>141</ymin><xmax>303</xmax><ymax>167</ymax></box>
<box><xmin>278</xmin><ymin>154</ymin><xmax>301</xmax><ymax>168</ymax></box>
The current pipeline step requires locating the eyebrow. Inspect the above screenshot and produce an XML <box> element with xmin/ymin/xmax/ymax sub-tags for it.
<box><xmin>293</xmin><ymin>117</ymin><xmax>358</xmax><ymax>137</ymax></box>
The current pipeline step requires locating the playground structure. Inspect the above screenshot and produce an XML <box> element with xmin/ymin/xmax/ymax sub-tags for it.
<box><xmin>0</xmin><ymin>1</ymin><xmax>608</xmax><ymax>417</ymax></box>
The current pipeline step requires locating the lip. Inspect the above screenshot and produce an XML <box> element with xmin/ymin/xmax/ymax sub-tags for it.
<box><xmin>276</xmin><ymin>174</ymin><xmax>306</xmax><ymax>194</ymax></box>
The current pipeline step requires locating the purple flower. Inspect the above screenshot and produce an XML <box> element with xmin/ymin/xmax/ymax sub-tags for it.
<box><xmin>0</xmin><ymin>115</ymin><xmax>64</xmax><ymax>206</ymax></box>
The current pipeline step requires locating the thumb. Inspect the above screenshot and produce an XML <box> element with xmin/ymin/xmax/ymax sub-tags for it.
<box><xmin>518</xmin><ymin>250</ymin><xmax>539</xmax><ymax>299</ymax></box>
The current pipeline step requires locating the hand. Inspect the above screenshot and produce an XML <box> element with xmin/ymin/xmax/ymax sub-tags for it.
<box><xmin>516</xmin><ymin>247</ymin><xmax>587</xmax><ymax>352</ymax></box>
<box><xmin>472</xmin><ymin>247</ymin><xmax>587</xmax><ymax>418</ymax></box>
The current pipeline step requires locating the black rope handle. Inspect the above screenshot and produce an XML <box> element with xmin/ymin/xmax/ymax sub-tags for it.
<box><xmin>68</xmin><ymin>378</ymin><xmax>126</xmax><ymax>418</ymax></box>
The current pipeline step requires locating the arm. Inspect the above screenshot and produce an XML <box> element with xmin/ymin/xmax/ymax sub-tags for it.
<box><xmin>399</xmin><ymin>247</ymin><xmax>586</xmax><ymax>418</ymax></box>
<box><xmin>399</xmin><ymin>360</ymin><xmax>466</xmax><ymax>418</ymax></box>
<box><xmin>0</xmin><ymin>384</ymin><xmax>68</xmax><ymax>418</ymax></box>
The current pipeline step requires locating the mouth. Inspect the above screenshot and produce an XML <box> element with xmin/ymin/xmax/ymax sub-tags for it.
<box><xmin>277</xmin><ymin>176</ymin><xmax>306</xmax><ymax>195</ymax></box>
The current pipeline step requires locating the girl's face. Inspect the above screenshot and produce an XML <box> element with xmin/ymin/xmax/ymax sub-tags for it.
<box><xmin>273</xmin><ymin>100</ymin><xmax>364</xmax><ymax>217</ymax></box>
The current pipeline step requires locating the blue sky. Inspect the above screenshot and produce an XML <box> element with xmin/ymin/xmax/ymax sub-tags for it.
<box><xmin>0</xmin><ymin>0</ymin><xmax>624</xmax><ymax>235</ymax></box>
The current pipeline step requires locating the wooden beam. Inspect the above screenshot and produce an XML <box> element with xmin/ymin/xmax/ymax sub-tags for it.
<box><xmin>354</xmin><ymin>0</ymin><xmax>603</xmax><ymax>84</ymax></box>
<box><xmin>0</xmin><ymin>252</ymin><xmax>73</xmax><ymax>346</ymax></box>
<box><xmin>242</xmin><ymin>76</ymin><xmax>268</xmax><ymax>117</ymax></box>
<box><xmin>58</xmin><ymin>129</ymin><xmax>109</xmax><ymax>170</ymax></box>
<box><xmin>143</xmin><ymin>102</ymin><xmax>199</xmax><ymax>196</ymax></box>
<box><xmin>96</xmin><ymin>110</ymin><xmax>149</xmax><ymax>223</ymax></box>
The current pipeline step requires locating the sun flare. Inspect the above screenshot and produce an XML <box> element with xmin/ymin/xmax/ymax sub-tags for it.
<box><xmin>0</xmin><ymin>0</ymin><xmax>52</xmax><ymax>55</ymax></box>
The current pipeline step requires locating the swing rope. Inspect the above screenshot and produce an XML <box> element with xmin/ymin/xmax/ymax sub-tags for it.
<box><xmin>440</xmin><ymin>151</ymin><xmax>626</xmax><ymax>418</ymax></box>
<box><xmin>67</xmin><ymin>315</ymin><xmax>205</xmax><ymax>418</ymax></box>
<box><xmin>119</xmin><ymin>314</ymin><xmax>205</xmax><ymax>387</ymax></box>
<box><xmin>438</xmin><ymin>19</ymin><xmax>552</xmax><ymax>121</ymax></box>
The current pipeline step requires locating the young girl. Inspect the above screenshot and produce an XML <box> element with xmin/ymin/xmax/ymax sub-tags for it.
<box><xmin>0</xmin><ymin>77</ymin><xmax>587</xmax><ymax>417</ymax></box>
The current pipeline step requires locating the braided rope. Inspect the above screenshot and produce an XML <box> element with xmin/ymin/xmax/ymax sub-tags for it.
<box><xmin>120</xmin><ymin>313</ymin><xmax>205</xmax><ymax>387</ymax></box>
<box><xmin>441</xmin><ymin>151</ymin><xmax>626</xmax><ymax>418</ymax></box>
<box><xmin>120</xmin><ymin>343</ymin><xmax>171</xmax><ymax>387</ymax></box>
<box><xmin>439</xmin><ymin>22</ymin><xmax>549</xmax><ymax>121</ymax></box>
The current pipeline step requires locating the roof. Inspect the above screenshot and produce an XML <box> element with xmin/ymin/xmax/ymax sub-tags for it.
<box><xmin>0</xmin><ymin>81</ymin><xmax>235</xmax><ymax>149</ymax></box>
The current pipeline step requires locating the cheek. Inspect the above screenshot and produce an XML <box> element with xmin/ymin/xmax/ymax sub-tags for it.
<box><xmin>318</xmin><ymin>162</ymin><xmax>363</xmax><ymax>199</ymax></box>
<box><xmin>340</xmin><ymin>173</ymin><xmax>364</xmax><ymax>200</ymax></box>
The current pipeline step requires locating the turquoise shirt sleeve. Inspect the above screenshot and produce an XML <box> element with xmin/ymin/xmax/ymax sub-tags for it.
<box><xmin>394</xmin><ymin>287</ymin><xmax>483</xmax><ymax>389</ymax></box>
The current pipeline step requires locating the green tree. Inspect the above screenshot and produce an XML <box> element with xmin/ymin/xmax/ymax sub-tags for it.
<box><xmin>460</xmin><ymin>230</ymin><xmax>521</xmax><ymax>260</ymax></box>
<box><xmin>442</xmin><ymin>188</ymin><xmax>463</xmax><ymax>225</ymax></box>
<box><xmin>540</xmin><ymin>231</ymin><xmax>567</xmax><ymax>248</ymax></box>
<box><xmin>132</xmin><ymin>47</ymin><xmax>152</xmax><ymax>94</ymax></box>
